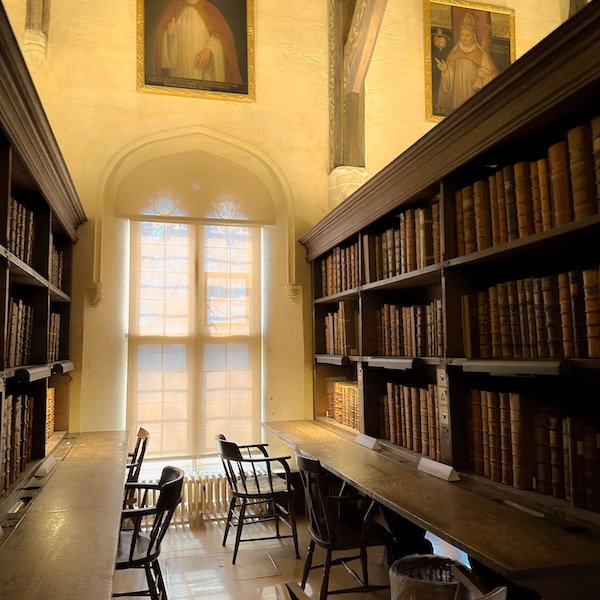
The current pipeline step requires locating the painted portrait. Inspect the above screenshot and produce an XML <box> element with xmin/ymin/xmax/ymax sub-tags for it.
<box><xmin>137</xmin><ymin>0</ymin><xmax>254</xmax><ymax>101</ymax></box>
<box><xmin>425</xmin><ymin>1</ymin><xmax>515</xmax><ymax>121</ymax></box>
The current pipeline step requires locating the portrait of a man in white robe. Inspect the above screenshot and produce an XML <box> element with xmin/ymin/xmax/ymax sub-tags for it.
<box><xmin>139</xmin><ymin>0</ymin><xmax>251</xmax><ymax>98</ymax></box>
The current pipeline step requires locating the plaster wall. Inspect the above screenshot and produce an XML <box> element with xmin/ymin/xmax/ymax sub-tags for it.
<box><xmin>2</xmin><ymin>0</ymin><xmax>568</xmax><ymax>442</ymax></box>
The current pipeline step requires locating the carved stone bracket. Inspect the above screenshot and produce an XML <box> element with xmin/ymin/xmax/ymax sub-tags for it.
<box><xmin>85</xmin><ymin>282</ymin><xmax>103</xmax><ymax>308</ymax></box>
<box><xmin>286</xmin><ymin>284</ymin><xmax>302</xmax><ymax>304</ymax></box>
<box><xmin>328</xmin><ymin>165</ymin><xmax>368</xmax><ymax>209</ymax></box>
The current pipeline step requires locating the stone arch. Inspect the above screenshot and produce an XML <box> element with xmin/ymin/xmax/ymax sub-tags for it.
<box><xmin>92</xmin><ymin>125</ymin><xmax>297</xmax><ymax>296</ymax></box>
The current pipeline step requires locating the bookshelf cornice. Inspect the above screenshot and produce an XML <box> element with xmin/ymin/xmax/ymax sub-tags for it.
<box><xmin>0</xmin><ymin>6</ymin><xmax>86</xmax><ymax>241</ymax></box>
<box><xmin>300</xmin><ymin>2</ymin><xmax>600</xmax><ymax>261</ymax></box>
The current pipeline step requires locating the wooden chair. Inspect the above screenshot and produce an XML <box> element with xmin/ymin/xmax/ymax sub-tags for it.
<box><xmin>215</xmin><ymin>434</ymin><xmax>300</xmax><ymax>564</ymax></box>
<box><xmin>113</xmin><ymin>465</ymin><xmax>184</xmax><ymax>600</ymax></box>
<box><xmin>452</xmin><ymin>564</ymin><xmax>507</xmax><ymax>600</ymax></box>
<box><xmin>126</xmin><ymin>427</ymin><xmax>150</xmax><ymax>484</ymax></box>
<box><xmin>296</xmin><ymin>454</ymin><xmax>394</xmax><ymax>600</ymax></box>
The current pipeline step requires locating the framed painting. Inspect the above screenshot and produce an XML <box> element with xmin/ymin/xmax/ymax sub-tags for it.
<box><xmin>137</xmin><ymin>0</ymin><xmax>254</xmax><ymax>101</ymax></box>
<box><xmin>424</xmin><ymin>0</ymin><xmax>515</xmax><ymax>121</ymax></box>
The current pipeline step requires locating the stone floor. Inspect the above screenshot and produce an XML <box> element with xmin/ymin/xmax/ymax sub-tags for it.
<box><xmin>112</xmin><ymin>508</ymin><xmax>469</xmax><ymax>599</ymax></box>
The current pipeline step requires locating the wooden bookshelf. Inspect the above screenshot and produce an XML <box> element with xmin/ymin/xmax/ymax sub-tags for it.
<box><xmin>0</xmin><ymin>5</ymin><xmax>86</xmax><ymax>499</ymax></box>
<box><xmin>299</xmin><ymin>0</ymin><xmax>600</xmax><ymax>579</ymax></box>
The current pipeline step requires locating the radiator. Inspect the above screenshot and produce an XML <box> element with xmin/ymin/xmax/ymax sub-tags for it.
<box><xmin>141</xmin><ymin>472</ymin><xmax>232</xmax><ymax>522</ymax></box>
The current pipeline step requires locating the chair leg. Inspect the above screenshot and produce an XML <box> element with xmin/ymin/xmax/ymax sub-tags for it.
<box><xmin>144</xmin><ymin>563</ymin><xmax>161</xmax><ymax>600</ymax></box>
<box><xmin>232</xmin><ymin>498</ymin><xmax>247</xmax><ymax>564</ymax></box>
<box><xmin>320</xmin><ymin>549</ymin><xmax>333</xmax><ymax>600</ymax></box>
<box><xmin>287</xmin><ymin>494</ymin><xmax>300</xmax><ymax>558</ymax></box>
<box><xmin>360</xmin><ymin>546</ymin><xmax>369</xmax><ymax>585</ymax></box>
<box><xmin>223</xmin><ymin>496</ymin><xmax>236</xmax><ymax>547</ymax></box>
<box><xmin>301</xmin><ymin>540</ymin><xmax>315</xmax><ymax>589</ymax></box>
<box><xmin>152</xmin><ymin>558</ymin><xmax>168</xmax><ymax>600</ymax></box>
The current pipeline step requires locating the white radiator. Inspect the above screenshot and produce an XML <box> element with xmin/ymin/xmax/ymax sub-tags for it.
<box><xmin>141</xmin><ymin>472</ymin><xmax>232</xmax><ymax>522</ymax></box>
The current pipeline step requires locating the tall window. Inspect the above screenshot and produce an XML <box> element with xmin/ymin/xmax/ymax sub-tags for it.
<box><xmin>128</xmin><ymin>221</ymin><xmax>261</xmax><ymax>458</ymax></box>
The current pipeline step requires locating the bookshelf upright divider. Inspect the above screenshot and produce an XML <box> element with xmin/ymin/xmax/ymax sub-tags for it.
<box><xmin>300</xmin><ymin>2</ymin><xmax>600</xmax><ymax>526</ymax></box>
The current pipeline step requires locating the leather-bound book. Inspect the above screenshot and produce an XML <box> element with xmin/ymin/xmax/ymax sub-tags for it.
<box><xmin>582</xmin><ymin>268</ymin><xmax>600</xmax><ymax>358</ymax></box>
<box><xmin>514</xmin><ymin>161</ymin><xmax>534</xmax><ymax>238</ymax></box>
<box><xmin>567</xmin><ymin>122</ymin><xmax>597</xmax><ymax>220</ymax></box>
<box><xmin>503</xmin><ymin>164</ymin><xmax>519</xmax><ymax>241</ymax></box>
<box><xmin>548</xmin><ymin>140</ymin><xmax>573</xmax><ymax>226</ymax></box>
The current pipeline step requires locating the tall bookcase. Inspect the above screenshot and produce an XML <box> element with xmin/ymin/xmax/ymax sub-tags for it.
<box><xmin>0</xmin><ymin>5</ymin><xmax>86</xmax><ymax>498</ymax></box>
<box><xmin>300</xmin><ymin>3</ymin><xmax>600</xmax><ymax>527</ymax></box>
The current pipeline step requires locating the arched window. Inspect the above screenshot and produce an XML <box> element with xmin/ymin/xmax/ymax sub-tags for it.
<box><xmin>119</xmin><ymin>148</ymin><xmax>274</xmax><ymax>459</ymax></box>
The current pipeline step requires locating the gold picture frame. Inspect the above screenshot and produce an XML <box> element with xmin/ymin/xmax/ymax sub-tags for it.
<box><xmin>137</xmin><ymin>0</ymin><xmax>255</xmax><ymax>102</ymax></box>
<box><xmin>424</xmin><ymin>0</ymin><xmax>515</xmax><ymax>121</ymax></box>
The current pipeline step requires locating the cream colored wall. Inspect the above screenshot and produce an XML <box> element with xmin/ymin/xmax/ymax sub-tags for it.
<box><xmin>2</xmin><ymin>0</ymin><xmax>568</xmax><ymax>440</ymax></box>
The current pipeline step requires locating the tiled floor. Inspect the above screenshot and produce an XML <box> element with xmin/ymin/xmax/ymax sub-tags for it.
<box><xmin>112</xmin><ymin>513</ymin><xmax>394</xmax><ymax>599</ymax></box>
<box><xmin>112</xmin><ymin>508</ymin><xmax>470</xmax><ymax>599</ymax></box>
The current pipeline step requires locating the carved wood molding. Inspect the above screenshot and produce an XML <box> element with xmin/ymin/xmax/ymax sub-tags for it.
<box><xmin>0</xmin><ymin>4</ymin><xmax>86</xmax><ymax>241</ymax></box>
<box><xmin>301</xmin><ymin>2</ymin><xmax>600</xmax><ymax>261</ymax></box>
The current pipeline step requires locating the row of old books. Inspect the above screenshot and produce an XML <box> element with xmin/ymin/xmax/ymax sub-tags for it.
<box><xmin>363</xmin><ymin>202</ymin><xmax>441</xmax><ymax>283</ymax></box>
<box><xmin>49</xmin><ymin>313</ymin><xmax>61</xmax><ymax>363</ymax></box>
<box><xmin>46</xmin><ymin>387</ymin><xmax>55</xmax><ymax>440</ymax></box>
<box><xmin>320</xmin><ymin>242</ymin><xmax>360</xmax><ymax>297</ymax></box>
<box><xmin>467</xmin><ymin>390</ymin><xmax>600</xmax><ymax>512</ymax></box>
<box><xmin>379</xmin><ymin>382</ymin><xmax>441</xmax><ymax>461</ymax></box>
<box><xmin>324</xmin><ymin>301</ymin><xmax>358</xmax><ymax>355</ymax></box>
<box><xmin>376</xmin><ymin>300</ymin><xmax>443</xmax><ymax>357</ymax></box>
<box><xmin>6</xmin><ymin>297</ymin><xmax>34</xmax><ymax>368</ymax></box>
<box><xmin>462</xmin><ymin>267</ymin><xmax>600</xmax><ymax>359</ymax></box>
<box><xmin>326</xmin><ymin>378</ymin><xmax>359</xmax><ymax>430</ymax></box>
<box><xmin>8</xmin><ymin>197</ymin><xmax>35</xmax><ymax>264</ymax></box>
<box><xmin>455</xmin><ymin>115</ymin><xmax>600</xmax><ymax>257</ymax></box>
<box><xmin>0</xmin><ymin>393</ymin><xmax>33</xmax><ymax>494</ymax></box>
<box><xmin>49</xmin><ymin>236</ymin><xmax>65</xmax><ymax>289</ymax></box>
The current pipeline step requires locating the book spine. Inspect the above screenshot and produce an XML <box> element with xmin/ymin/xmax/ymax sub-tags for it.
<box><xmin>541</xmin><ymin>275</ymin><xmax>563</xmax><ymax>359</ymax></box>
<box><xmin>481</xmin><ymin>390</ymin><xmax>490</xmax><ymax>479</ymax></box>
<box><xmin>503</xmin><ymin>165</ymin><xmax>519</xmax><ymax>242</ymax></box>
<box><xmin>569</xmin><ymin>270</ymin><xmax>588</xmax><ymax>358</ymax></box>
<box><xmin>548</xmin><ymin>413</ymin><xmax>565</xmax><ymax>499</ymax></box>
<box><xmin>567</xmin><ymin>122</ymin><xmax>597</xmax><ymax>220</ymax></box>
<box><xmin>509</xmin><ymin>393</ymin><xmax>534</xmax><ymax>490</ymax></box>
<box><xmin>514</xmin><ymin>161</ymin><xmax>534</xmax><ymax>238</ymax></box>
<box><xmin>529</xmin><ymin>160</ymin><xmax>543</xmax><ymax>234</ymax></box>
<box><xmin>488</xmin><ymin>174</ymin><xmax>500</xmax><ymax>246</ymax></box>
<box><xmin>537</xmin><ymin>158</ymin><xmax>554</xmax><ymax>231</ymax></box>
<box><xmin>432</xmin><ymin>201</ymin><xmax>441</xmax><ymax>264</ymax></box>
<box><xmin>469</xmin><ymin>389</ymin><xmax>484</xmax><ymax>476</ymax></box>
<box><xmin>473</xmin><ymin>179</ymin><xmax>492</xmax><ymax>251</ymax></box>
<box><xmin>557</xmin><ymin>272</ymin><xmax>575</xmax><ymax>358</ymax></box>
<box><xmin>462</xmin><ymin>185</ymin><xmax>476</xmax><ymax>254</ymax></box>
<box><xmin>487</xmin><ymin>391</ymin><xmax>501</xmax><ymax>483</ymax></box>
<box><xmin>499</xmin><ymin>392</ymin><xmax>513</xmax><ymax>486</ymax></box>
<box><xmin>548</xmin><ymin>140</ymin><xmax>573</xmax><ymax>226</ymax></box>
<box><xmin>591</xmin><ymin>115</ymin><xmax>600</xmax><ymax>212</ymax></box>
<box><xmin>495</xmin><ymin>169</ymin><xmax>508</xmax><ymax>244</ymax></box>
<box><xmin>507</xmin><ymin>280</ymin><xmax>522</xmax><ymax>358</ymax></box>
<box><xmin>582</xmin><ymin>268</ymin><xmax>600</xmax><ymax>358</ymax></box>
<box><xmin>534</xmin><ymin>409</ymin><xmax>552</xmax><ymax>495</ymax></box>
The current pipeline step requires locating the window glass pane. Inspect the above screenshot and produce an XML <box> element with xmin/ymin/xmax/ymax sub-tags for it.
<box><xmin>204</xmin><ymin>226</ymin><xmax>252</xmax><ymax>336</ymax></box>
<box><xmin>134</xmin><ymin>343</ymin><xmax>189</xmax><ymax>457</ymax></box>
<box><xmin>137</xmin><ymin>222</ymin><xmax>190</xmax><ymax>336</ymax></box>
<box><xmin>201</xmin><ymin>343</ymin><xmax>253</xmax><ymax>450</ymax></box>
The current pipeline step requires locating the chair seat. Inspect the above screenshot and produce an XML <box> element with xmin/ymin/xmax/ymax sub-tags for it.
<box><xmin>240</xmin><ymin>474</ymin><xmax>291</xmax><ymax>496</ymax></box>
<box><xmin>308</xmin><ymin>519</ymin><xmax>391</xmax><ymax>551</ymax></box>
<box><xmin>116</xmin><ymin>531</ymin><xmax>159</xmax><ymax>567</ymax></box>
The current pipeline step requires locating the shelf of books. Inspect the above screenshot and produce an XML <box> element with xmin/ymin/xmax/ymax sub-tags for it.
<box><xmin>0</xmin><ymin>5</ymin><xmax>86</xmax><ymax>501</ymax></box>
<box><xmin>300</xmin><ymin>2</ymin><xmax>600</xmax><ymax>528</ymax></box>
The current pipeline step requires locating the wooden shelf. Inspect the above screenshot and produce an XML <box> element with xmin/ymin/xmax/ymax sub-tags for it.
<box><xmin>300</xmin><ymin>4</ymin><xmax>600</xmax><ymax>596</ymax></box>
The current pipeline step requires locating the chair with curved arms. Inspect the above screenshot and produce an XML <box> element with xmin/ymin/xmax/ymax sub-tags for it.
<box><xmin>451</xmin><ymin>564</ymin><xmax>508</xmax><ymax>600</ymax></box>
<box><xmin>215</xmin><ymin>434</ymin><xmax>300</xmax><ymax>564</ymax></box>
<box><xmin>296</xmin><ymin>454</ymin><xmax>395</xmax><ymax>600</ymax></box>
<box><xmin>113</xmin><ymin>465</ymin><xmax>184</xmax><ymax>600</ymax></box>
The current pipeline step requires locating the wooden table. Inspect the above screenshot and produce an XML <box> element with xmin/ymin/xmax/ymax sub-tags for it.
<box><xmin>264</xmin><ymin>420</ymin><xmax>600</xmax><ymax>599</ymax></box>
<box><xmin>0</xmin><ymin>431</ymin><xmax>128</xmax><ymax>599</ymax></box>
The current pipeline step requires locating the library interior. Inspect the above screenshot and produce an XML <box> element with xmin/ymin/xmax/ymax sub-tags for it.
<box><xmin>0</xmin><ymin>1</ymin><xmax>599</xmax><ymax>599</ymax></box>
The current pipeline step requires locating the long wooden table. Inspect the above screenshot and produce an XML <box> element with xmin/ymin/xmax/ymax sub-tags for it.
<box><xmin>264</xmin><ymin>420</ymin><xmax>600</xmax><ymax>599</ymax></box>
<box><xmin>0</xmin><ymin>431</ymin><xmax>128</xmax><ymax>599</ymax></box>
